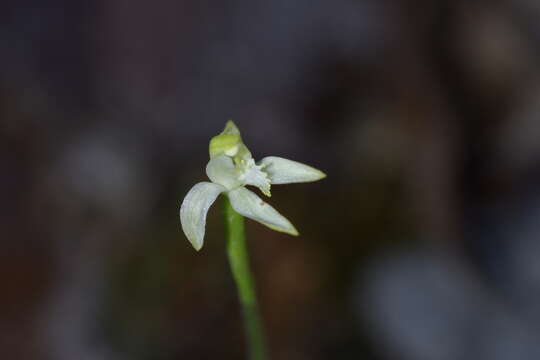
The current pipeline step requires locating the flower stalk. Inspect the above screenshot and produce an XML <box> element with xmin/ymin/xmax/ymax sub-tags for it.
<box><xmin>224</xmin><ymin>196</ymin><xmax>267</xmax><ymax>360</ymax></box>
<box><xmin>179</xmin><ymin>120</ymin><xmax>326</xmax><ymax>359</ymax></box>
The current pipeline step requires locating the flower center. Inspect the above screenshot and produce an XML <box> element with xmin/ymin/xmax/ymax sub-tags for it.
<box><xmin>237</xmin><ymin>158</ymin><xmax>271</xmax><ymax>196</ymax></box>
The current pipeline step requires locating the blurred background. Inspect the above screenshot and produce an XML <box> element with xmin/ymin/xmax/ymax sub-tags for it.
<box><xmin>3</xmin><ymin>0</ymin><xmax>540</xmax><ymax>359</ymax></box>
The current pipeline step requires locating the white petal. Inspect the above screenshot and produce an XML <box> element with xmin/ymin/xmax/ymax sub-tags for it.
<box><xmin>206</xmin><ymin>155</ymin><xmax>242</xmax><ymax>190</ymax></box>
<box><xmin>259</xmin><ymin>156</ymin><xmax>326</xmax><ymax>184</ymax></box>
<box><xmin>228</xmin><ymin>187</ymin><xmax>298</xmax><ymax>236</ymax></box>
<box><xmin>180</xmin><ymin>182</ymin><xmax>225</xmax><ymax>250</ymax></box>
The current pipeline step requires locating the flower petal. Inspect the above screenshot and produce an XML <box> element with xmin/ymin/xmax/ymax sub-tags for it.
<box><xmin>206</xmin><ymin>155</ymin><xmax>242</xmax><ymax>190</ymax></box>
<box><xmin>228</xmin><ymin>187</ymin><xmax>298</xmax><ymax>236</ymax></box>
<box><xmin>180</xmin><ymin>182</ymin><xmax>225</xmax><ymax>250</ymax></box>
<box><xmin>259</xmin><ymin>156</ymin><xmax>326</xmax><ymax>184</ymax></box>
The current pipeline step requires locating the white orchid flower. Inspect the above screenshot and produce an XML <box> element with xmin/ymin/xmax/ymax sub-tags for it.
<box><xmin>180</xmin><ymin>121</ymin><xmax>326</xmax><ymax>251</ymax></box>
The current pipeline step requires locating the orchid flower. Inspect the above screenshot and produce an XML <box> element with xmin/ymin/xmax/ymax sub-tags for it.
<box><xmin>180</xmin><ymin>120</ymin><xmax>326</xmax><ymax>250</ymax></box>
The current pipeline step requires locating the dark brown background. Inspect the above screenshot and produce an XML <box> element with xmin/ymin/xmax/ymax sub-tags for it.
<box><xmin>3</xmin><ymin>0</ymin><xmax>540</xmax><ymax>359</ymax></box>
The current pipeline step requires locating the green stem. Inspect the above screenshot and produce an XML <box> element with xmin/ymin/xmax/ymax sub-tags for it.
<box><xmin>223</xmin><ymin>196</ymin><xmax>268</xmax><ymax>360</ymax></box>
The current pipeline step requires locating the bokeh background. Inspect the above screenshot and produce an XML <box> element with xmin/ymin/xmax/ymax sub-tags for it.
<box><xmin>3</xmin><ymin>0</ymin><xmax>540</xmax><ymax>359</ymax></box>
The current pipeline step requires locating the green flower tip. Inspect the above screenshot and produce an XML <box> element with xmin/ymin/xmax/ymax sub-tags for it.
<box><xmin>209</xmin><ymin>120</ymin><xmax>242</xmax><ymax>158</ymax></box>
<box><xmin>223</xmin><ymin>120</ymin><xmax>240</xmax><ymax>134</ymax></box>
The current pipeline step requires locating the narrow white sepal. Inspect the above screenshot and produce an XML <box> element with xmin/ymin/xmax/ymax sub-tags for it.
<box><xmin>206</xmin><ymin>155</ymin><xmax>241</xmax><ymax>190</ymax></box>
<box><xmin>180</xmin><ymin>182</ymin><xmax>225</xmax><ymax>250</ymax></box>
<box><xmin>259</xmin><ymin>156</ymin><xmax>326</xmax><ymax>184</ymax></box>
<box><xmin>228</xmin><ymin>187</ymin><xmax>298</xmax><ymax>236</ymax></box>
